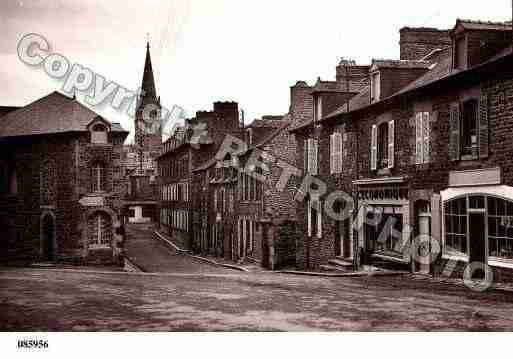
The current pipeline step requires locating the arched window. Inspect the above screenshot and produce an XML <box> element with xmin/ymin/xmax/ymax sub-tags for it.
<box><xmin>91</xmin><ymin>162</ymin><xmax>106</xmax><ymax>192</ymax></box>
<box><xmin>91</xmin><ymin>123</ymin><xmax>108</xmax><ymax>144</ymax></box>
<box><xmin>88</xmin><ymin>211</ymin><xmax>112</xmax><ymax>248</ymax></box>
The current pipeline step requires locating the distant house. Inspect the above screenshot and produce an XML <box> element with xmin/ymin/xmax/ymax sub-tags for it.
<box><xmin>0</xmin><ymin>91</ymin><xmax>128</xmax><ymax>264</ymax></box>
<box><xmin>157</xmin><ymin>101</ymin><xmax>244</xmax><ymax>249</ymax></box>
<box><xmin>192</xmin><ymin>114</ymin><xmax>298</xmax><ymax>268</ymax></box>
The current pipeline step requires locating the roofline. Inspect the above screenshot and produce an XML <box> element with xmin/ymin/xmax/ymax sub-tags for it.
<box><xmin>318</xmin><ymin>50</ymin><xmax>513</xmax><ymax>126</ymax></box>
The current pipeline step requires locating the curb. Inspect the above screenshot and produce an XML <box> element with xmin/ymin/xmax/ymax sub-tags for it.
<box><xmin>153</xmin><ymin>231</ymin><xmax>191</xmax><ymax>254</ymax></box>
<box><xmin>277</xmin><ymin>270</ymin><xmax>408</xmax><ymax>278</ymax></box>
<box><xmin>0</xmin><ymin>267</ymin><xmax>245</xmax><ymax>277</ymax></box>
<box><xmin>189</xmin><ymin>255</ymin><xmax>249</xmax><ymax>272</ymax></box>
<box><xmin>153</xmin><ymin>230</ymin><xmax>248</xmax><ymax>272</ymax></box>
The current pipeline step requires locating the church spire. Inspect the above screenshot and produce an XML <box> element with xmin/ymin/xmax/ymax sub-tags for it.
<box><xmin>141</xmin><ymin>40</ymin><xmax>157</xmax><ymax>101</ymax></box>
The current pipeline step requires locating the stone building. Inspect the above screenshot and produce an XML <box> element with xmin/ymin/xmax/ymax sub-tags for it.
<box><xmin>0</xmin><ymin>91</ymin><xmax>128</xmax><ymax>264</ymax></box>
<box><xmin>292</xmin><ymin>17</ymin><xmax>513</xmax><ymax>283</ymax></box>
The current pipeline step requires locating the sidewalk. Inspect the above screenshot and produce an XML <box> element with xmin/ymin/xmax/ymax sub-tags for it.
<box><xmin>152</xmin><ymin>228</ymin><xmax>249</xmax><ymax>272</ymax></box>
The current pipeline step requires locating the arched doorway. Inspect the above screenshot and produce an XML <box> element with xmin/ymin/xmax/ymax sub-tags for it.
<box><xmin>41</xmin><ymin>213</ymin><xmax>56</xmax><ymax>261</ymax></box>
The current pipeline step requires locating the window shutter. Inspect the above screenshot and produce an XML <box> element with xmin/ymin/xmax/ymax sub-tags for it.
<box><xmin>329</xmin><ymin>134</ymin><xmax>334</xmax><ymax>174</ymax></box>
<box><xmin>479</xmin><ymin>94</ymin><xmax>489</xmax><ymax>159</ymax></box>
<box><xmin>308</xmin><ymin>139</ymin><xmax>314</xmax><ymax>174</ymax></box>
<box><xmin>371</xmin><ymin>125</ymin><xmax>378</xmax><ymax>170</ymax></box>
<box><xmin>449</xmin><ymin>103</ymin><xmax>461</xmax><ymax>161</ymax></box>
<box><xmin>415</xmin><ymin>112</ymin><xmax>423</xmax><ymax>164</ymax></box>
<box><xmin>303</xmin><ymin>139</ymin><xmax>308</xmax><ymax>173</ymax></box>
<box><xmin>422</xmin><ymin>112</ymin><xmax>430</xmax><ymax>163</ymax></box>
<box><xmin>342</xmin><ymin>131</ymin><xmax>348</xmax><ymax>164</ymax></box>
<box><xmin>387</xmin><ymin>120</ymin><xmax>395</xmax><ymax>169</ymax></box>
<box><xmin>312</xmin><ymin>139</ymin><xmax>318</xmax><ymax>176</ymax></box>
<box><xmin>317</xmin><ymin>200</ymin><xmax>322</xmax><ymax>239</ymax></box>
<box><xmin>336</xmin><ymin>133</ymin><xmax>343</xmax><ymax>174</ymax></box>
<box><xmin>307</xmin><ymin>201</ymin><xmax>312</xmax><ymax>237</ymax></box>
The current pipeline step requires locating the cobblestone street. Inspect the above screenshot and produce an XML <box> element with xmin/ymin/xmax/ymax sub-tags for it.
<box><xmin>2</xmin><ymin>261</ymin><xmax>513</xmax><ymax>331</ymax></box>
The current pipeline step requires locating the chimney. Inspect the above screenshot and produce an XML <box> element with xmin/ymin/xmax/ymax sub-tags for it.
<box><xmin>289</xmin><ymin>81</ymin><xmax>313</xmax><ymax>128</ymax></box>
<box><xmin>399</xmin><ymin>27</ymin><xmax>451</xmax><ymax>60</ymax></box>
<box><xmin>336</xmin><ymin>59</ymin><xmax>370</xmax><ymax>92</ymax></box>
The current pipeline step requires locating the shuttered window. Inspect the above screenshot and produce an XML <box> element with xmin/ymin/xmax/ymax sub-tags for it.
<box><xmin>449</xmin><ymin>94</ymin><xmax>489</xmax><ymax>161</ymax></box>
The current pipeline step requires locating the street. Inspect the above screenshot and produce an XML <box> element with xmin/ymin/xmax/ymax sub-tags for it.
<box><xmin>2</xmin><ymin>258</ymin><xmax>513</xmax><ymax>330</ymax></box>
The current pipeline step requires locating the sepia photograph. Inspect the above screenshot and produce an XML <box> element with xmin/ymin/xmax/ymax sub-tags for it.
<box><xmin>1</xmin><ymin>0</ymin><xmax>513</xmax><ymax>357</ymax></box>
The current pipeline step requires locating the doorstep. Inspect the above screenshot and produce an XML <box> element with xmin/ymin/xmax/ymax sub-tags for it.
<box><xmin>278</xmin><ymin>269</ymin><xmax>408</xmax><ymax>278</ymax></box>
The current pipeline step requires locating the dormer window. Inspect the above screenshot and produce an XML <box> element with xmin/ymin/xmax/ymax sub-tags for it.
<box><xmin>370</xmin><ymin>72</ymin><xmax>380</xmax><ymax>103</ymax></box>
<box><xmin>454</xmin><ymin>36</ymin><xmax>467</xmax><ymax>70</ymax></box>
<box><xmin>91</xmin><ymin>123</ymin><xmax>108</xmax><ymax>144</ymax></box>
<box><xmin>315</xmin><ymin>96</ymin><xmax>322</xmax><ymax>122</ymax></box>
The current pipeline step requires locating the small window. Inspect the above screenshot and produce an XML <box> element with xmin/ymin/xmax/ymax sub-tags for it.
<box><xmin>92</xmin><ymin>162</ymin><xmax>106</xmax><ymax>192</ymax></box>
<box><xmin>91</xmin><ymin>123</ymin><xmax>108</xmax><ymax>144</ymax></box>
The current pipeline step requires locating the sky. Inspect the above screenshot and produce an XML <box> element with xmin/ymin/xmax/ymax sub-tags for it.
<box><xmin>1</xmin><ymin>0</ymin><xmax>512</xmax><ymax>142</ymax></box>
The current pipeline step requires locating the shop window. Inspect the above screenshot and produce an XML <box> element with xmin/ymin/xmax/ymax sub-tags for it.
<box><xmin>366</xmin><ymin>210</ymin><xmax>403</xmax><ymax>257</ymax></box>
<box><xmin>444</xmin><ymin>197</ymin><xmax>468</xmax><ymax>255</ymax></box>
<box><xmin>487</xmin><ymin>197</ymin><xmax>513</xmax><ymax>260</ymax></box>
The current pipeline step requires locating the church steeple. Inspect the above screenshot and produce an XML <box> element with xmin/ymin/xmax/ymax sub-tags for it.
<box><xmin>135</xmin><ymin>39</ymin><xmax>162</xmax><ymax>159</ymax></box>
<box><xmin>141</xmin><ymin>41</ymin><xmax>157</xmax><ymax>101</ymax></box>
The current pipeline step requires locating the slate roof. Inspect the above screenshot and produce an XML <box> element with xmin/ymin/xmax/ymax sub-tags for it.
<box><xmin>248</xmin><ymin>116</ymin><xmax>287</xmax><ymax>129</ymax></box>
<box><xmin>255</xmin><ymin>115</ymin><xmax>292</xmax><ymax>149</ymax></box>
<box><xmin>192</xmin><ymin>115</ymin><xmax>292</xmax><ymax>172</ymax></box>
<box><xmin>311</xmin><ymin>80</ymin><xmax>348</xmax><ymax>93</ymax></box>
<box><xmin>454</xmin><ymin>19</ymin><xmax>513</xmax><ymax>32</ymax></box>
<box><xmin>320</xmin><ymin>44</ymin><xmax>513</xmax><ymax>124</ymax></box>
<box><xmin>0</xmin><ymin>91</ymin><xmax>127</xmax><ymax>138</ymax></box>
<box><xmin>371</xmin><ymin>59</ymin><xmax>431</xmax><ymax>70</ymax></box>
